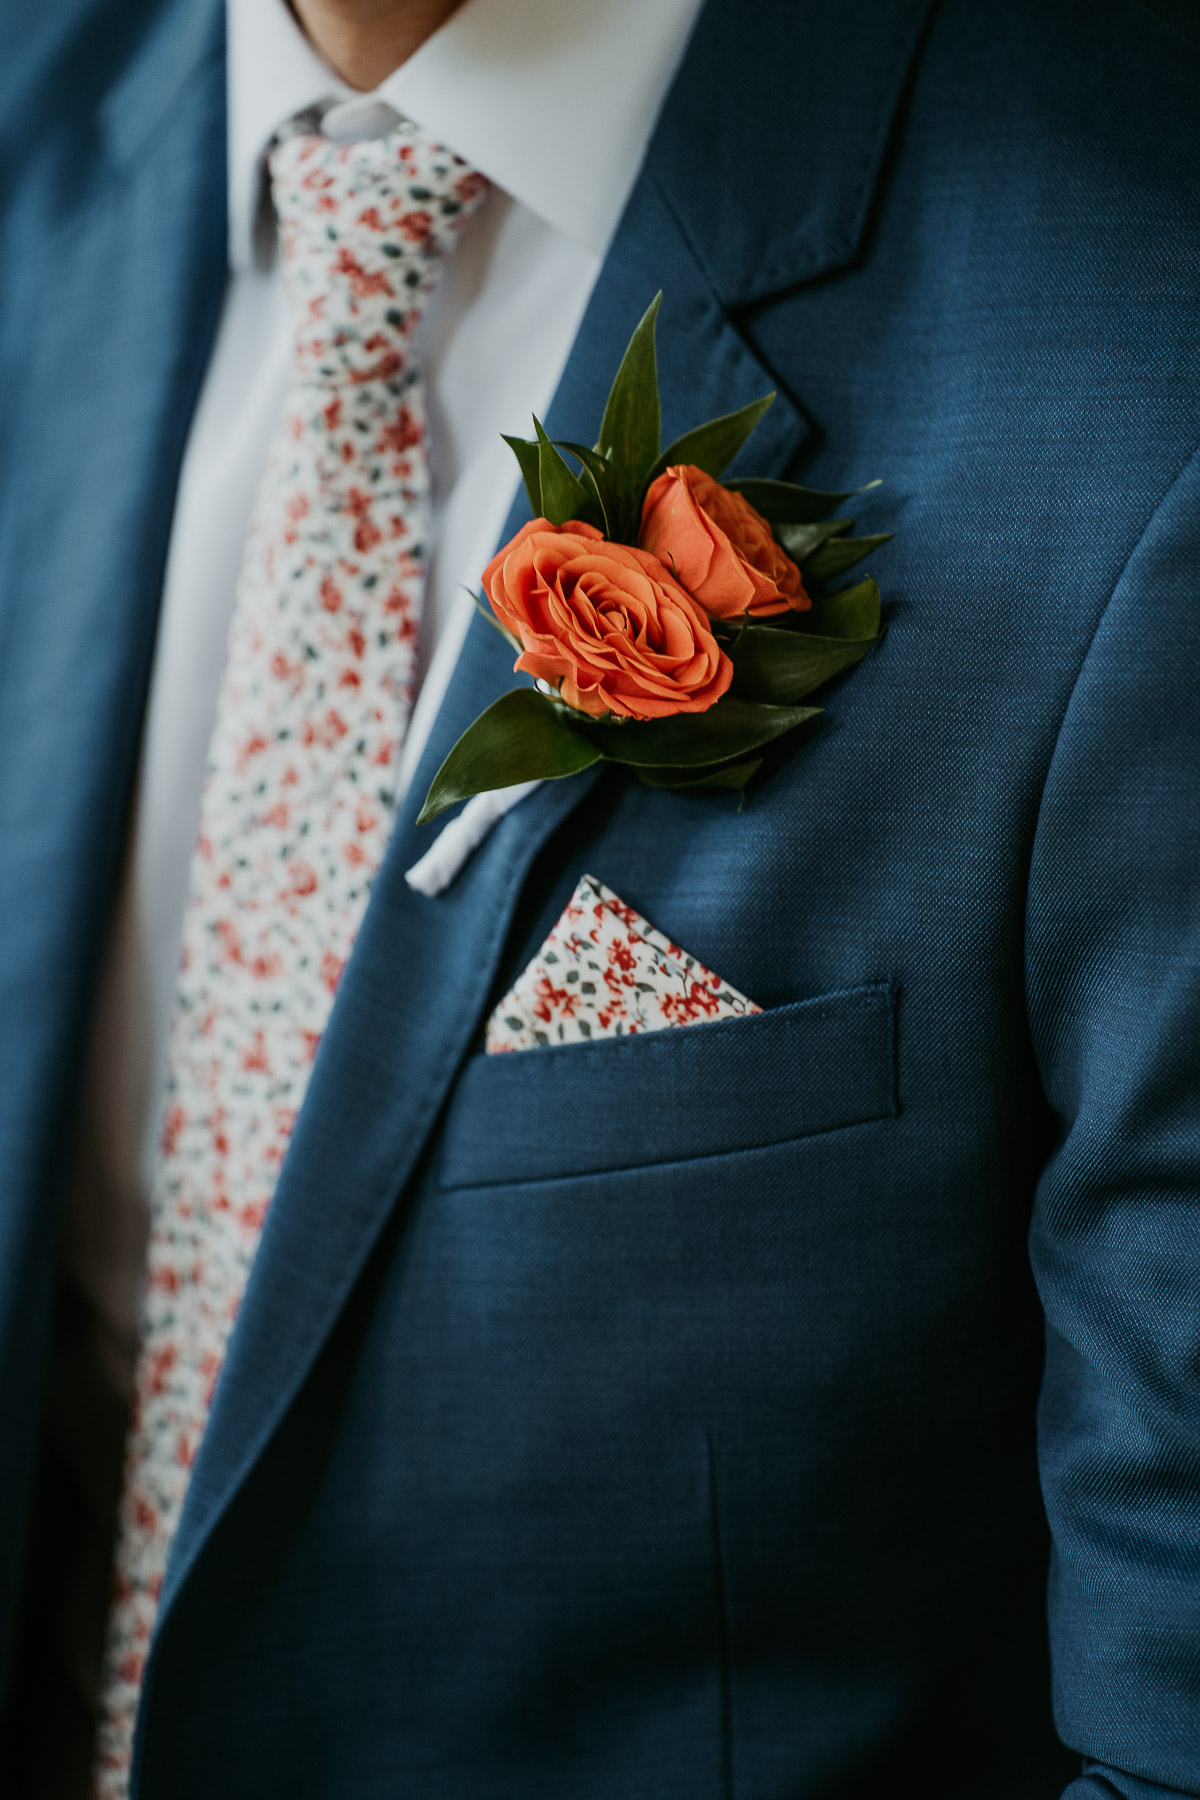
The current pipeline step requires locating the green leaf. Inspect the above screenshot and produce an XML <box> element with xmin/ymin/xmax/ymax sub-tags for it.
<box><xmin>805</xmin><ymin>575</ymin><xmax>881</xmax><ymax>640</ymax></box>
<box><xmin>576</xmin><ymin>466</ymin><xmax>611</xmax><ymax>534</ymax></box>
<box><xmin>729</xmin><ymin>625</ymin><xmax>876</xmax><ymax>704</ymax></box>
<box><xmin>557</xmin><ymin>441</ymin><xmax>621</xmax><ymax>536</ymax></box>
<box><xmin>776</xmin><ymin>517</ymin><xmax>854</xmax><ymax>562</ymax></box>
<box><xmin>728</xmin><ymin>477</ymin><xmax>881</xmax><ymax>524</ymax></box>
<box><xmin>502</xmin><ymin>435</ymin><xmax>541</xmax><ymax>516</ymax></box>
<box><xmin>646</xmin><ymin>392</ymin><xmax>776</xmax><ymax>487</ymax></box>
<box><xmin>802</xmin><ymin>531</ymin><xmax>892</xmax><ymax>584</ymax></box>
<box><xmin>533</xmin><ymin>417</ymin><xmax>595</xmax><ymax>528</ymax></box>
<box><xmin>595</xmin><ymin>293</ymin><xmax>662</xmax><ymax>486</ymax></box>
<box><xmin>417</xmin><ymin>689</ymin><xmax>602</xmax><ymax>823</ymax></box>
<box><xmin>580</xmin><ymin>697</ymin><xmax>818</xmax><ymax>769</ymax></box>
<box><xmin>557</xmin><ymin>440</ymin><xmax>616</xmax><ymax>489</ymax></box>
<box><xmin>636</xmin><ymin>757</ymin><xmax>763</xmax><ymax>791</ymax></box>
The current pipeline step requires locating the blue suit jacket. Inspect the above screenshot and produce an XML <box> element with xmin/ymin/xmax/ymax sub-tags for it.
<box><xmin>2</xmin><ymin>0</ymin><xmax>1199</xmax><ymax>1794</ymax></box>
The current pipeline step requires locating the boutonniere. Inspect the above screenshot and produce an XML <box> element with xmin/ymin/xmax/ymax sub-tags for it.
<box><xmin>411</xmin><ymin>294</ymin><xmax>889</xmax><ymax>877</ymax></box>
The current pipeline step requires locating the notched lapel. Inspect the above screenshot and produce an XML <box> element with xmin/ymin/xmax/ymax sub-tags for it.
<box><xmin>650</xmin><ymin>0</ymin><xmax>935</xmax><ymax>307</ymax></box>
<box><xmin>150</xmin><ymin>24</ymin><xmax>813</xmax><ymax>1687</ymax></box>
<box><xmin>533</xmin><ymin>169</ymin><xmax>809</xmax><ymax>480</ymax></box>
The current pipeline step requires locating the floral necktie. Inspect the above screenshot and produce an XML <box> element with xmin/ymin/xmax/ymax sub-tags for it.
<box><xmin>92</xmin><ymin>114</ymin><xmax>489</xmax><ymax>1795</ymax></box>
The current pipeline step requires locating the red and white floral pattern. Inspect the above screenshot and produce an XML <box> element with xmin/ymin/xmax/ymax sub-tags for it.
<box><xmin>485</xmin><ymin>873</ymin><xmax>761</xmax><ymax>1053</ymax></box>
<box><xmin>93</xmin><ymin>119</ymin><xmax>488</xmax><ymax>1794</ymax></box>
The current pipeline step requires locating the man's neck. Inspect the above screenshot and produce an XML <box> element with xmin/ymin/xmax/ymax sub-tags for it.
<box><xmin>288</xmin><ymin>0</ymin><xmax>464</xmax><ymax>90</ymax></box>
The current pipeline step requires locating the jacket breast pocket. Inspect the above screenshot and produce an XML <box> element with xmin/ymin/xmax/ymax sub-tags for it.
<box><xmin>439</xmin><ymin>982</ymin><xmax>898</xmax><ymax>1189</ymax></box>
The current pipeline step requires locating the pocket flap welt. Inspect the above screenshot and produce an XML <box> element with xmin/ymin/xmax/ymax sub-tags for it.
<box><xmin>439</xmin><ymin>982</ymin><xmax>897</xmax><ymax>1189</ymax></box>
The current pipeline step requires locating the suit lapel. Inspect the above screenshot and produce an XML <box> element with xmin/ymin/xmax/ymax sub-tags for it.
<box><xmin>646</xmin><ymin>0</ymin><xmax>935</xmax><ymax>307</ymax></box>
<box><xmin>154</xmin><ymin>0</ymin><xmax>936</xmax><ymax>1658</ymax></box>
<box><xmin>0</xmin><ymin>0</ymin><xmax>226</xmax><ymax>1677</ymax></box>
<box><xmin>158</xmin><ymin>156</ymin><xmax>803</xmax><ymax>1631</ymax></box>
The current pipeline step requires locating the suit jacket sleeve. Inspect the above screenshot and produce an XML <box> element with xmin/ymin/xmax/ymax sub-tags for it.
<box><xmin>1025</xmin><ymin>445</ymin><xmax>1200</xmax><ymax>1798</ymax></box>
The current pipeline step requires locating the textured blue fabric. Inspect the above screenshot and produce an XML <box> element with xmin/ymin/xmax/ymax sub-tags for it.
<box><xmin>2</xmin><ymin>0</ymin><xmax>1199</xmax><ymax>1795</ymax></box>
<box><xmin>0</xmin><ymin>0</ymin><xmax>227</xmax><ymax>1711</ymax></box>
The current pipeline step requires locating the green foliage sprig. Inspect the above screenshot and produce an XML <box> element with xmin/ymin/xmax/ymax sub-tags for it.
<box><xmin>419</xmin><ymin>295</ymin><xmax>889</xmax><ymax>824</ymax></box>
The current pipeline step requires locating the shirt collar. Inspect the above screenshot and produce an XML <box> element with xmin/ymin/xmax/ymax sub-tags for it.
<box><xmin>227</xmin><ymin>0</ymin><xmax>706</xmax><ymax>272</ymax></box>
<box><xmin>228</xmin><ymin>0</ymin><xmax>348</xmax><ymax>273</ymax></box>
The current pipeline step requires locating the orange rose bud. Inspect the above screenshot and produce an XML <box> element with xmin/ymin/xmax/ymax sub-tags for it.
<box><xmin>639</xmin><ymin>463</ymin><xmax>810</xmax><ymax>620</ymax></box>
<box><xmin>482</xmin><ymin>518</ymin><xmax>732</xmax><ymax>722</ymax></box>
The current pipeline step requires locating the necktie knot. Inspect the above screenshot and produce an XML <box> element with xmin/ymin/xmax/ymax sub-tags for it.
<box><xmin>269</xmin><ymin>118</ymin><xmax>489</xmax><ymax>386</ymax></box>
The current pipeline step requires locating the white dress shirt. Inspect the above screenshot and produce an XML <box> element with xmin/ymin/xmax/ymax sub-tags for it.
<box><xmin>62</xmin><ymin>0</ymin><xmax>705</xmax><ymax>1399</ymax></box>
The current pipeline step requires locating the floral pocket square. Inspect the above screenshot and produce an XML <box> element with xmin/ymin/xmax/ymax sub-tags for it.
<box><xmin>485</xmin><ymin>874</ymin><xmax>761</xmax><ymax>1054</ymax></box>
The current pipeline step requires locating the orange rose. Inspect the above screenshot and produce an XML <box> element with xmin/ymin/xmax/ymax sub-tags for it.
<box><xmin>482</xmin><ymin>518</ymin><xmax>732</xmax><ymax>721</ymax></box>
<box><xmin>639</xmin><ymin>463</ymin><xmax>810</xmax><ymax>620</ymax></box>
